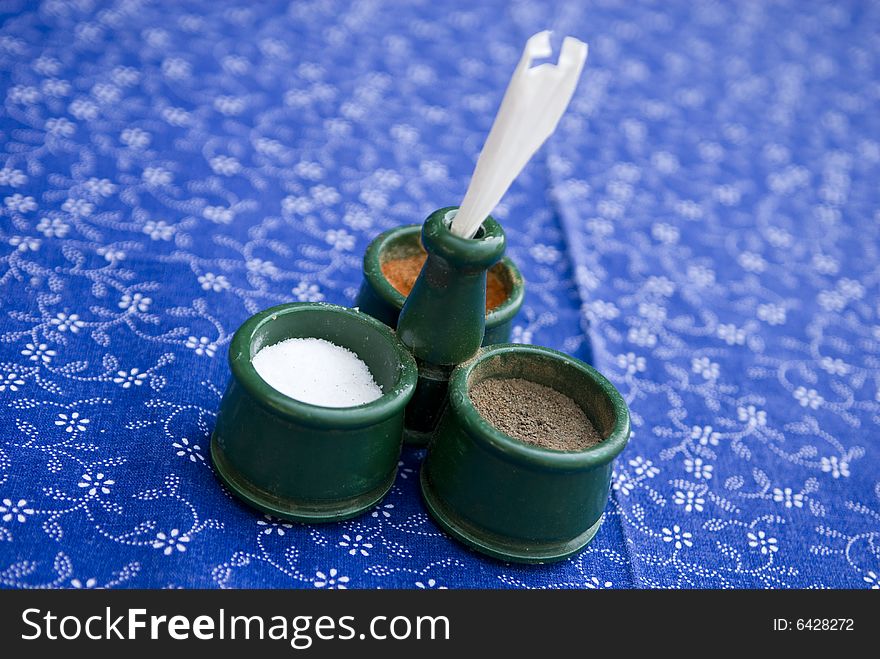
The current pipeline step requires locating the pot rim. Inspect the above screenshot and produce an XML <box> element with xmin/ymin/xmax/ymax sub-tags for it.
<box><xmin>362</xmin><ymin>223</ymin><xmax>525</xmax><ymax>325</ymax></box>
<box><xmin>228</xmin><ymin>302</ymin><xmax>418</xmax><ymax>429</ymax></box>
<box><xmin>448</xmin><ymin>344</ymin><xmax>631</xmax><ymax>470</ymax></box>
<box><xmin>422</xmin><ymin>206</ymin><xmax>504</xmax><ymax>269</ymax></box>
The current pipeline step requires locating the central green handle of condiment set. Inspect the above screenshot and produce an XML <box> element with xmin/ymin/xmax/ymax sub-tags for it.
<box><xmin>211</xmin><ymin>207</ymin><xmax>631</xmax><ymax>563</ymax></box>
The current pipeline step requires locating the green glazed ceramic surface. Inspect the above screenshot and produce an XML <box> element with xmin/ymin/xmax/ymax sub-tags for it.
<box><xmin>211</xmin><ymin>302</ymin><xmax>418</xmax><ymax>522</ymax></box>
<box><xmin>397</xmin><ymin>208</ymin><xmax>505</xmax><ymax>364</ymax></box>
<box><xmin>421</xmin><ymin>344</ymin><xmax>631</xmax><ymax>563</ymax></box>
<box><xmin>355</xmin><ymin>223</ymin><xmax>524</xmax><ymax>345</ymax></box>
<box><xmin>390</xmin><ymin>208</ymin><xmax>507</xmax><ymax>446</ymax></box>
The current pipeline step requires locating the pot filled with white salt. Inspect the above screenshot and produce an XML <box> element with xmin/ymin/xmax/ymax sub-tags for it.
<box><xmin>421</xmin><ymin>343</ymin><xmax>630</xmax><ymax>563</ymax></box>
<box><xmin>211</xmin><ymin>302</ymin><xmax>417</xmax><ymax>522</ymax></box>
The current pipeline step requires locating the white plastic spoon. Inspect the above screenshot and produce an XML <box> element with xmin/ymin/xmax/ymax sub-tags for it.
<box><xmin>451</xmin><ymin>31</ymin><xmax>588</xmax><ymax>239</ymax></box>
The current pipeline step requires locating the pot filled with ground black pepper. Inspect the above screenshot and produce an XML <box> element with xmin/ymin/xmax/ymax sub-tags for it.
<box><xmin>355</xmin><ymin>224</ymin><xmax>524</xmax><ymax>345</ymax></box>
<box><xmin>420</xmin><ymin>343</ymin><xmax>630</xmax><ymax>563</ymax></box>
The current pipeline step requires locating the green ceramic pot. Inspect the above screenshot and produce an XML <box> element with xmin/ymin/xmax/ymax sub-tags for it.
<box><xmin>388</xmin><ymin>207</ymin><xmax>508</xmax><ymax>446</ymax></box>
<box><xmin>421</xmin><ymin>344</ymin><xmax>631</xmax><ymax>563</ymax></box>
<box><xmin>354</xmin><ymin>223</ymin><xmax>524</xmax><ymax>345</ymax></box>
<box><xmin>211</xmin><ymin>303</ymin><xmax>417</xmax><ymax>523</ymax></box>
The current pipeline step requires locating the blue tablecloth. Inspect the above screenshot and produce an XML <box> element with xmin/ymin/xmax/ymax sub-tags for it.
<box><xmin>1</xmin><ymin>0</ymin><xmax>877</xmax><ymax>589</ymax></box>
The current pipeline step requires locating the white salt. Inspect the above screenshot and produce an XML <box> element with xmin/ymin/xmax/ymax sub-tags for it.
<box><xmin>252</xmin><ymin>338</ymin><xmax>383</xmax><ymax>408</ymax></box>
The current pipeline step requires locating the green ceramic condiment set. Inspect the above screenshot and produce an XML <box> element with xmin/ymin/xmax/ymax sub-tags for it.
<box><xmin>211</xmin><ymin>206</ymin><xmax>631</xmax><ymax>563</ymax></box>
